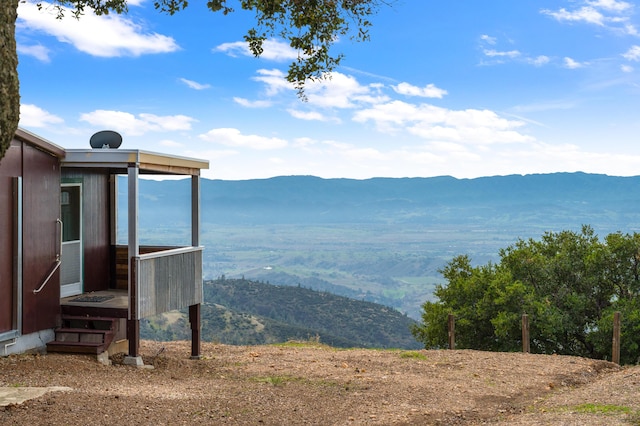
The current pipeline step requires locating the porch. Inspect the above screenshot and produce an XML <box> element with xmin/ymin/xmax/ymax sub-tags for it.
<box><xmin>51</xmin><ymin>243</ymin><xmax>203</xmax><ymax>357</ymax></box>
<box><xmin>52</xmin><ymin>147</ymin><xmax>208</xmax><ymax>361</ymax></box>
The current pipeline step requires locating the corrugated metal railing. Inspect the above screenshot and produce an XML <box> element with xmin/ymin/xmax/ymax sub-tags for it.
<box><xmin>132</xmin><ymin>246</ymin><xmax>203</xmax><ymax>319</ymax></box>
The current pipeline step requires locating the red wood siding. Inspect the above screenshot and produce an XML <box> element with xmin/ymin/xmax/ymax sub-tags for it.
<box><xmin>62</xmin><ymin>170</ymin><xmax>111</xmax><ymax>292</ymax></box>
<box><xmin>21</xmin><ymin>143</ymin><xmax>61</xmax><ymax>334</ymax></box>
<box><xmin>0</xmin><ymin>142</ymin><xmax>22</xmax><ymax>333</ymax></box>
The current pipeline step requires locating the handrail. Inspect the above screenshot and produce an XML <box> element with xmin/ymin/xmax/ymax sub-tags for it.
<box><xmin>33</xmin><ymin>260</ymin><xmax>61</xmax><ymax>294</ymax></box>
<box><xmin>138</xmin><ymin>245</ymin><xmax>203</xmax><ymax>260</ymax></box>
<box><xmin>33</xmin><ymin>219</ymin><xmax>62</xmax><ymax>295</ymax></box>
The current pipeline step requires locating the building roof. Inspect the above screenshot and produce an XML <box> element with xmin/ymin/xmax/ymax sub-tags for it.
<box><xmin>62</xmin><ymin>149</ymin><xmax>209</xmax><ymax>176</ymax></box>
<box><xmin>15</xmin><ymin>127</ymin><xmax>208</xmax><ymax>176</ymax></box>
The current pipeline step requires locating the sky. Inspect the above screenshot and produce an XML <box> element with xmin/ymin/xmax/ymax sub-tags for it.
<box><xmin>15</xmin><ymin>0</ymin><xmax>640</xmax><ymax>181</ymax></box>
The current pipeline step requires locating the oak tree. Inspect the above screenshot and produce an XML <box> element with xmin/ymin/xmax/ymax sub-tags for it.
<box><xmin>412</xmin><ymin>226</ymin><xmax>640</xmax><ymax>364</ymax></box>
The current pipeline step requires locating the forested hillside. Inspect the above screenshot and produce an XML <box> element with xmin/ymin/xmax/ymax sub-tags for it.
<box><xmin>142</xmin><ymin>278</ymin><xmax>422</xmax><ymax>349</ymax></box>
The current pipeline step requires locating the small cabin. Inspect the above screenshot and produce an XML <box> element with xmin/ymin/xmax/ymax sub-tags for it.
<box><xmin>0</xmin><ymin>128</ymin><xmax>208</xmax><ymax>361</ymax></box>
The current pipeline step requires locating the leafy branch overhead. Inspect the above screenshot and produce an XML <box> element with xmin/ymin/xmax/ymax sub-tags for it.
<box><xmin>38</xmin><ymin>0</ymin><xmax>386</xmax><ymax>95</ymax></box>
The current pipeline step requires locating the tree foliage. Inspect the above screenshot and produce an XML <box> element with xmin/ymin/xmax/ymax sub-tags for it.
<box><xmin>411</xmin><ymin>226</ymin><xmax>640</xmax><ymax>364</ymax></box>
<box><xmin>2</xmin><ymin>0</ymin><xmax>385</xmax><ymax>159</ymax></box>
<box><xmin>42</xmin><ymin>0</ymin><xmax>382</xmax><ymax>92</ymax></box>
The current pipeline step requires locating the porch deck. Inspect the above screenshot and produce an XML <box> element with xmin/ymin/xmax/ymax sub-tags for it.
<box><xmin>60</xmin><ymin>290</ymin><xmax>128</xmax><ymax>318</ymax></box>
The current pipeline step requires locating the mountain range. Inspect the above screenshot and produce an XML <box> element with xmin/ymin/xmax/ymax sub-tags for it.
<box><xmin>134</xmin><ymin>172</ymin><xmax>640</xmax><ymax>230</ymax></box>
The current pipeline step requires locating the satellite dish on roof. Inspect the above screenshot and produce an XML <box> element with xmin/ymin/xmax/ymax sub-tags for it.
<box><xmin>90</xmin><ymin>130</ymin><xmax>122</xmax><ymax>149</ymax></box>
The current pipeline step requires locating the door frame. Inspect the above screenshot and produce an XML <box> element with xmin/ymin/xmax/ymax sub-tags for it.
<box><xmin>60</xmin><ymin>181</ymin><xmax>83</xmax><ymax>298</ymax></box>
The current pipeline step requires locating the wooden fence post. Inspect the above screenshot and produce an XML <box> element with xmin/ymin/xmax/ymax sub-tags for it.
<box><xmin>612</xmin><ymin>311</ymin><xmax>621</xmax><ymax>365</ymax></box>
<box><xmin>522</xmin><ymin>313</ymin><xmax>530</xmax><ymax>353</ymax></box>
<box><xmin>448</xmin><ymin>313</ymin><xmax>455</xmax><ymax>350</ymax></box>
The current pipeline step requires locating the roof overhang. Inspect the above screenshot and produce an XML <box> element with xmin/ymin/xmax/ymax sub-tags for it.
<box><xmin>62</xmin><ymin>149</ymin><xmax>209</xmax><ymax>176</ymax></box>
<box><xmin>15</xmin><ymin>128</ymin><xmax>66</xmax><ymax>158</ymax></box>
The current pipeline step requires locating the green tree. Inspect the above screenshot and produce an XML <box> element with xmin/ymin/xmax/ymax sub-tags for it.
<box><xmin>412</xmin><ymin>226</ymin><xmax>640</xmax><ymax>363</ymax></box>
<box><xmin>1</xmin><ymin>0</ymin><xmax>386</xmax><ymax>159</ymax></box>
<box><xmin>500</xmin><ymin>226</ymin><xmax>608</xmax><ymax>357</ymax></box>
<box><xmin>411</xmin><ymin>255</ymin><xmax>539</xmax><ymax>352</ymax></box>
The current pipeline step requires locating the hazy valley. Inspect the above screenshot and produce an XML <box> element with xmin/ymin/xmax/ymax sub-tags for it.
<box><xmin>124</xmin><ymin>172</ymin><xmax>640</xmax><ymax>325</ymax></box>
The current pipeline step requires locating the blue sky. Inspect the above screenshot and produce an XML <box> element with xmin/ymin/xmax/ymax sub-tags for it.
<box><xmin>16</xmin><ymin>0</ymin><xmax>640</xmax><ymax>180</ymax></box>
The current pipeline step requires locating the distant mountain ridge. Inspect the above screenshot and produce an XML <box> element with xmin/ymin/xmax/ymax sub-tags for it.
<box><xmin>135</xmin><ymin>172</ymin><xmax>640</xmax><ymax>232</ymax></box>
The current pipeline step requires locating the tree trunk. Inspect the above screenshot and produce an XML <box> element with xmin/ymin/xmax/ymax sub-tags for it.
<box><xmin>0</xmin><ymin>0</ymin><xmax>20</xmax><ymax>160</ymax></box>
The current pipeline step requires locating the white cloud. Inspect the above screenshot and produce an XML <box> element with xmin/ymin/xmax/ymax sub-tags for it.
<box><xmin>392</xmin><ymin>82</ymin><xmax>448</xmax><ymax>98</ymax></box>
<box><xmin>563</xmin><ymin>57</ymin><xmax>584</xmax><ymax>69</ymax></box>
<box><xmin>233</xmin><ymin>97</ymin><xmax>273</xmax><ymax>108</ymax></box>
<box><xmin>79</xmin><ymin>110</ymin><xmax>196</xmax><ymax>135</ymax></box>
<box><xmin>588</xmin><ymin>0</ymin><xmax>632</xmax><ymax>13</ymax></box>
<box><xmin>252</xmin><ymin>69</ymin><xmax>294</xmax><ymax>96</ymax></box>
<box><xmin>19</xmin><ymin>104</ymin><xmax>64</xmax><ymax>127</ymax></box>
<box><xmin>214</xmin><ymin>38</ymin><xmax>298</xmax><ymax>61</ymax></box>
<box><xmin>245</xmin><ymin>69</ymin><xmax>385</xmax><ymax>109</ymax></box>
<box><xmin>621</xmin><ymin>64</ymin><xmax>634</xmax><ymax>72</ymax></box>
<box><xmin>622</xmin><ymin>45</ymin><xmax>640</xmax><ymax>61</ymax></box>
<box><xmin>287</xmin><ymin>109</ymin><xmax>329</xmax><ymax>121</ymax></box>
<box><xmin>246</xmin><ymin>69</ymin><xmax>387</xmax><ymax>113</ymax></box>
<box><xmin>303</xmin><ymin>72</ymin><xmax>382</xmax><ymax>109</ymax></box>
<box><xmin>483</xmin><ymin>49</ymin><xmax>521</xmax><ymax>58</ymax></box>
<box><xmin>179</xmin><ymin>78</ymin><xmax>211</xmax><ymax>90</ymax></box>
<box><xmin>199</xmin><ymin>128</ymin><xmax>288</xmax><ymax>150</ymax></box>
<box><xmin>17</xmin><ymin>1</ymin><xmax>179</xmax><ymax>57</ymax></box>
<box><xmin>542</xmin><ymin>7</ymin><xmax>606</xmax><ymax>26</ymax></box>
<box><xmin>353</xmin><ymin>101</ymin><xmax>533</xmax><ymax>145</ymax></box>
<box><xmin>17</xmin><ymin>43</ymin><xmax>50</xmax><ymax>62</ymax></box>
<box><xmin>542</xmin><ymin>0</ymin><xmax>637</xmax><ymax>34</ymax></box>
<box><xmin>528</xmin><ymin>55</ymin><xmax>550</xmax><ymax>67</ymax></box>
<box><xmin>480</xmin><ymin>34</ymin><xmax>497</xmax><ymax>45</ymax></box>
<box><xmin>479</xmin><ymin>35</ymin><xmax>546</xmax><ymax>67</ymax></box>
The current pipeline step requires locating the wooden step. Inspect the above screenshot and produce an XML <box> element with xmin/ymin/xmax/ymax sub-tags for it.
<box><xmin>47</xmin><ymin>315</ymin><xmax>120</xmax><ymax>355</ymax></box>
<box><xmin>47</xmin><ymin>340</ymin><xmax>106</xmax><ymax>354</ymax></box>
<box><xmin>55</xmin><ymin>328</ymin><xmax>114</xmax><ymax>344</ymax></box>
<box><xmin>61</xmin><ymin>315</ymin><xmax>116</xmax><ymax>331</ymax></box>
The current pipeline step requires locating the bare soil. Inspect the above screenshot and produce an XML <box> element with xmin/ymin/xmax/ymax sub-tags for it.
<box><xmin>1</xmin><ymin>340</ymin><xmax>639</xmax><ymax>425</ymax></box>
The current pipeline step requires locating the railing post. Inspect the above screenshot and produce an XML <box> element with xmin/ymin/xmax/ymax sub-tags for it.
<box><xmin>189</xmin><ymin>304</ymin><xmax>201</xmax><ymax>360</ymax></box>
<box><xmin>522</xmin><ymin>313</ymin><xmax>530</xmax><ymax>353</ymax></box>
<box><xmin>612</xmin><ymin>311</ymin><xmax>621</xmax><ymax>365</ymax></box>
<box><xmin>448</xmin><ymin>313</ymin><xmax>455</xmax><ymax>350</ymax></box>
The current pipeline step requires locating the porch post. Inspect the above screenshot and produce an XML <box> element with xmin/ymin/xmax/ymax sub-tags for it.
<box><xmin>108</xmin><ymin>174</ymin><xmax>117</xmax><ymax>246</ymax></box>
<box><xmin>126</xmin><ymin>164</ymin><xmax>140</xmax><ymax>360</ymax></box>
<box><xmin>189</xmin><ymin>174</ymin><xmax>202</xmax><ymax>359</ymax></box>
<box><xmin>191</xmin><ymin>174</ymin><xmax>200</xmax><ymax>247</ymax></box>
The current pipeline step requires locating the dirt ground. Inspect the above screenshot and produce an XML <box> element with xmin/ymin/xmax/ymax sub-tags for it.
<box><xmin>1</xmin><ymin>340</ymin><xmax>639</xmax><ymax>425</ymax></box>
